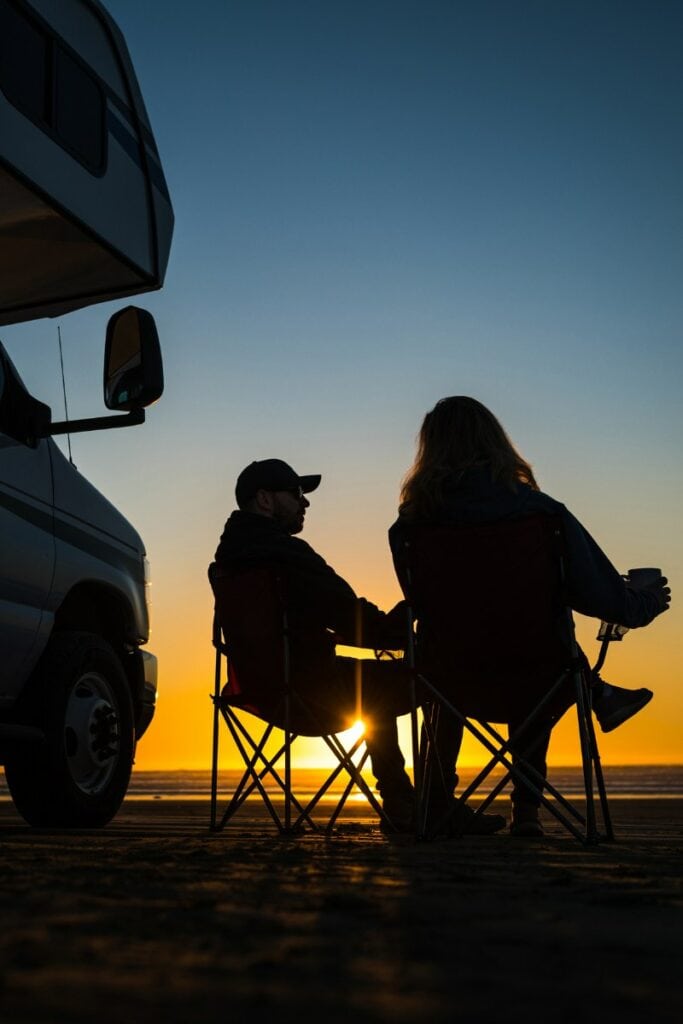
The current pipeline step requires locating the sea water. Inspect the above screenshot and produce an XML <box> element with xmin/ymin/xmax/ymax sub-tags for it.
<box><xmin>2</xmin><ymin>765</ymin><xmax>682</xmax><ymax>801</ymax></box>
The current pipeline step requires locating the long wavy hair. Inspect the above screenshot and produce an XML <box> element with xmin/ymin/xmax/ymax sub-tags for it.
<box><xmin>399</xmin><ymin>396</ymin><xmax>539</xmax><ymax>520</ymax></box>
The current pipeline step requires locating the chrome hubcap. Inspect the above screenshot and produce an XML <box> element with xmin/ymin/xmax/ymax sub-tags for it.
<box><xmin>64</xmin><ymin>673</ymin><xmax>120</xmax><ymax>795</ymax></box>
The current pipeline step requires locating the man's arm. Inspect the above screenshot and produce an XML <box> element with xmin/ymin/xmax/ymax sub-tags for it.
<box><xmin>282</xmin><ymin>536</ymin><xmax>405</xmax><ymax>648</ymax></box>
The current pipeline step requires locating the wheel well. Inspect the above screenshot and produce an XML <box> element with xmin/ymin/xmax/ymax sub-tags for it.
<box><xmin>53</xmin><ymin>584</ymin><xmax>144</xmax><ymax>716</ymax></box>
<box><xmin>54</xmin><ymin>583</ymin><xmax>133</xmax><ymax>650</ymax></box>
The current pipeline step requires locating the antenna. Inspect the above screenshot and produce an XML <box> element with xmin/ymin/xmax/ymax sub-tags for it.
<box><xmin>57</xmin><ymin>325</ymin><xmax>73</xmax><ymax>464</ymax></box>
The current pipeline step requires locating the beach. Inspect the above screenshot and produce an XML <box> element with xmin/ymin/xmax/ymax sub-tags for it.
<box><xmin>0</xmin><ymin>794</ymin><xmax>681</xmax><ymax>1023</ymax></box>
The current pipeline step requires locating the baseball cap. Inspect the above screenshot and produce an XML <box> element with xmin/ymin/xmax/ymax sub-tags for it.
<box><xmin>235</xmin><ymin>459</ymin><xmax>321</xmax><ymax>508</ymax></box>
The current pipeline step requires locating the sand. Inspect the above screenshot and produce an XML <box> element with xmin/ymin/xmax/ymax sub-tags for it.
<box><xmin>0</xmin><ymin>797</ymin><xmax>681</xmax><ymax>1024</ymax></box>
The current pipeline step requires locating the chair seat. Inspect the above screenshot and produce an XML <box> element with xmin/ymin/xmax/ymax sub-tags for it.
<box><xmin>416</xmin><ymin>656</ymin><xmax>575</xmax><ymax>723</ymax></box>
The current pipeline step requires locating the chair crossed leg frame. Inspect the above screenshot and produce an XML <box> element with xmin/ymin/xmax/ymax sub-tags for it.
<box><xmin>210</xmin><ymin>685</ymin><xmax>400</xmax><ymax>835</ymax></box>
<box><xmin>210</xmin><ymin>697</ymin><xmax>314</xmax><ymax>833</ymax></box>
<box><xmin>414</xmin><ymin>662</ymin><xmax>614</xmax><ymax>845</ymax></box>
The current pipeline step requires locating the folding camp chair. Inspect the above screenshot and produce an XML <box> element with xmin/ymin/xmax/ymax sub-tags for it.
<box><xmin>397</xmin><ymin>515</ymin><xmax>614</xmax><ymax>845</ymax></box>
<box><xmin>208</xmin><ymin>562</ymin><xmax>397</xmax><ymax>834</ymax></box>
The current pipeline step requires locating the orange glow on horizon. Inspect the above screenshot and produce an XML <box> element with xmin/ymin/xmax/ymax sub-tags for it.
<box><xmin>133</xmin><ymin>548</ymin><xmax>682</xmax><ymax>772</ymax></box>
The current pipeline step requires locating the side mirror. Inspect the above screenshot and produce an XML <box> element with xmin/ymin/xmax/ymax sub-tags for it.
<box><xmin>104</xmin><ymin>306</ymin><xmax>164</xmax><ymax>411</ymax></box>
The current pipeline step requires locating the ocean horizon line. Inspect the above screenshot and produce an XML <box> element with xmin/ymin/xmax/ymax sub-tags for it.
<box><xmin>118</xmin><ymin>764</ymin><xmax>683</xmax><ymax>800</ymax></box>
<box><xmin>3</xmin><ymin>764</ymin><xmax>683</xmax><ymax>801</ymax></box>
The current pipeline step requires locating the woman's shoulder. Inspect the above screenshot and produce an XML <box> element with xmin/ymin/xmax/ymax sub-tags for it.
<box><xmin>389</xmin><ymin>481</ymin><xmax>571</xmax><ymax>532</ymax></box>
<box><xmin>524</xmin><ymin>487</ymin><xmax>569</xmax><ymax>517</ymax></box>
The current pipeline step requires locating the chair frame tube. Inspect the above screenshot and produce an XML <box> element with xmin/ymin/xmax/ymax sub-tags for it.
<box><xmin>209</xmin><ymin>568</ymin><xmax>401</xmax><ymax>835</ymax></box>
<box><xmin>403</xmin><ymin>524</ymin><xmax>615</xmax><ymax>846</ymax></box>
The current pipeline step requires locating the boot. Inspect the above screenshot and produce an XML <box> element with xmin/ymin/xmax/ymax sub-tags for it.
<box><xmin>424</xmin><ymin>791</ymin><xmax>506</xmax><ymax>837</ymax></box>
<box><xmin>592</xmin><ymin>677</ymin><xmax>653</xmax><ymax>733</ymax></box>
<box><xmin>510</xmin><ymin>802</ymin><xmax>544</xmax><ymax>838</ymax></box>
<box><xmin>378</xmin><ymin>777</ymin><xmax>415</xmax><ymax>834</ymax></box>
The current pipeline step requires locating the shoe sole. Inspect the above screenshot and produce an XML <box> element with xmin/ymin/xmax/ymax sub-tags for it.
<box><xmin>510</xmin><ymin>822</ymin><xmax>545</xmax><ymax>838</ymax></box>
<box><xmin>598</xmin><ymin>690</ymin><xmax>653</xmax><ymax>733</ymax></box>
<box><xmin>462</xmin><ymin>815</ymin><xmax>507</xmax><ymax>836</ymax></box>
<box><xmin>424</xmin><ymin>811</ymin><xmax>507</xmax><ymax>838</ymax></box>
<box><xmin>380</xmin><ymin>820</ymin><xmax>414</xmax><ymax>835</ymax></box>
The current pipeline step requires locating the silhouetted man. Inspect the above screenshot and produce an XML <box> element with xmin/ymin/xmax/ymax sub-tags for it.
<box><xmin>213</xmin><ymin>458</ymin><xmax>504</xmax><ymax>833</ymax></box>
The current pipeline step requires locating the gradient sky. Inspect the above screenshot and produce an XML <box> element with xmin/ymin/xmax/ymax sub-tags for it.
<box><xmin>2</xmin><ymin>0</ymin><xmax>682</xmax><ymax>768</ymax></box>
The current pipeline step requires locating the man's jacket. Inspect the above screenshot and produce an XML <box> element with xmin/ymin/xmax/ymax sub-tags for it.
<box><xmin>214</xmin><ymin>511</ymin><xmax>405</xmax><ymax>682</ymax></box>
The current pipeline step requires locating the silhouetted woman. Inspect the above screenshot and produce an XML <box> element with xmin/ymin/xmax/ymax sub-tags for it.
<box><xmin>390</xmin><ymin>396</ymin><xmax>670</xmax><ymax>836</ymax></box>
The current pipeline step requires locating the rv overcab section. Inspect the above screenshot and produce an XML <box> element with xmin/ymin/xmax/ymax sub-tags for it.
<box><xmin>0</xmin><ymin>0</ymin><xmax>174</xmax><ymax>326</ymax></box>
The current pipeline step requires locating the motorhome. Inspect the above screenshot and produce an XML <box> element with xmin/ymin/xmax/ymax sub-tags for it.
<box><xmin>0</xmin><ymin>0</ymin><xmax>174</xmax><ymax>825</ymax></box>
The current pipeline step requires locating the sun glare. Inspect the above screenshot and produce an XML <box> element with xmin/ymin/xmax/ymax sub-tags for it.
<box><xmin>347</xmin><ymin>719</ymin><xmax>366</xmax><ymax>744</ymax></box>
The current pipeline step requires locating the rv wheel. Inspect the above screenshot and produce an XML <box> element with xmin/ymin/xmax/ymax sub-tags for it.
<box><xmin>5</xmin><ymin>632</ymin><xmax>135</xmax><ymax>827</ymax></box>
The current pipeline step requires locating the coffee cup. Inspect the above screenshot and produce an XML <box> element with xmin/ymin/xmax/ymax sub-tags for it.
<box><xmin>627</xmin><ymin>568</ymin><xmax>662</xmax><ymax>588</ymax></box>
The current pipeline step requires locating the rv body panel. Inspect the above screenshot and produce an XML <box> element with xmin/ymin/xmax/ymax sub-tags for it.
<box><xmin>48</xmin><ymin>437</ymin><xmax>149</xmax><ymax>644</ymax></box>
<box><xmin>0</xmin><ymin>432</ymin><xmax>55</xmax><ymax>699</ymax></box>
<box><xmin>0</xmin><ymin>433</ymin><xmax>150</xmax><ymax>704</ymax></box>
<box><xmin>0</xmin><ymin>0</ymin><xmax>173</xmax><ymax>325</ymax></box>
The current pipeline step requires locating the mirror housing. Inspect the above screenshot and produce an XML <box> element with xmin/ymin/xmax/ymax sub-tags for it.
<box><xmin>0</xmin><ymin>346</ymin><xmax>51</xmax><ymax>446</ymax></box>
<box><xmin>104</xmin><ymin>306</ymin><xmax>164</xmax><ymax>411</ymax></box>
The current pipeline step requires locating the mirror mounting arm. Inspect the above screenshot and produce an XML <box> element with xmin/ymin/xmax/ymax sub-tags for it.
<box><xmin>43</xmin><ymin>409</ymin><xmax>146</xmax><ymax>436</ymax></box>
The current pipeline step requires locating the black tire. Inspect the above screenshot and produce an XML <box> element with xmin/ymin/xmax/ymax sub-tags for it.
<box><xmin>5</xmin><ymin>631</ymin><xmax>135</xmax><ymax>827</ymax></box>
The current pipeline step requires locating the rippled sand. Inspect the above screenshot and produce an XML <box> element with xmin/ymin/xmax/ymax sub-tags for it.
<box><xmin>0</xmin><ymin>798</ymin><xmax>681</xmax><ymax>1023</ymax></box>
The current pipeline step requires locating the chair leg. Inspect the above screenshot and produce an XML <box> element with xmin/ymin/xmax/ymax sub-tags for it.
<box><xmin>574</xmin><ymin>673</ymin><xmax>600</xmax><ymax>844</ymax></box>
<box><xmin>210</xmin><ymin>646</ymin><xmax>223</xmax><ymax>831</ymax></box>
<box><xmin>217</xmin><ymin>699</ymin><xmax>384</xmax><ymax>835</ymax></box>
<box><xmin>325</xmin><ymin>749</ymin><xmax>371</xmax><ymax>833</ymax></box>
<box><xmin>482</xmin><ymin>715</ymin><xmax>587</xmax><ymax>826</ymax></box>
<box><xmin>284</xmin><ymin>696</ymin><xmax>292</xmax><ymax>832</ymax></box>
<box><xmin>210</xmin><ymin>698</ymin><xmax>221</xmax><ymax>832</ymax></box>
<box><xmin>471</xmin><ymin>717</ymin><xmax>593</xmax><ymax>841</ymax></box>
<box><xmin>223</xmin><ymin>713</ymin><xmax>321</xmax><ymax>832</ymax></box>
<box><xmin>584</xmin><ymin>700</ymin><xmax>615</xmax><ymax>842</ymax></box>
<box><xmin>219</xmin><ymin>714</ymin><xmax>284</xmax><ymax>831</ymax></box>
<box><xmin>214</xmin><ymin>692</ymin><xmax>435</xmax><ymax>836</ymax></box>
<box><xmin>329</xmin><ymin>732</ymin><xmax>397</xmax><ymax>827</ymax></box>
<box><xmin>284</xmin><ymin>739</ymin><xmax>292</xmax><ymax>831</ymax></box>
<box><xmin>219</xmin><ymin>725</ymin><xmax>282</xmax><ymax>820</ymax></box>
<box><xmin>466</xmin><ymin>716</ymin><xmax>605</xmax><ymax>844</ymax></box>
<box><xmin>418</xmin><ymin>702</ymin><xmax>450</xmax><ymax>838</ymax></box>
<box><xmin>419</xmin><ymin>675</ymin><xmax>596</xmax><ymax>843</ymax></box>
<box><xmin>410</xmin><ymin>678</ymin><xmax>424</xmax><ymax>839</ymax></box>
<box><xmin>292</xmin><ymin>733</ymin><xmax>367</xmax><ymax>829</ymax></box>
<box><xmin>284</xmin><ymin>693</ymin><xmax>399</xmax><ymax>832</ymax></box>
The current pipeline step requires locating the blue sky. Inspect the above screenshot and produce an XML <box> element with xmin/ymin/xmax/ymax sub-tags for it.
<box><xmin>2</xmin><ymin>1</ymin><xmax>681</xmax><ymax>764</ymax></box>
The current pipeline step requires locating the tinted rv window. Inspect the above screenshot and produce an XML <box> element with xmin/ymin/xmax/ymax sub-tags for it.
<box><xmin>0</xmin><ymin>0</ymin><xmax>105</xmax><ymax>174</ymax></box>
<box><xmin>0</xmin><ymin>0</ymin><xmax>50</xmax><ymax>124</ymax></box>
<box><xmin>56</xmin><ymin>48</ymin><xmax>104</xmax><ymax>170</ymax></box>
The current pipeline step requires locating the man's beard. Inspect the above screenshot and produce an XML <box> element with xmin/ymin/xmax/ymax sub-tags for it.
<box><xmin>272</xmin><ymin>496</ymin><xmax>304</xmax><ymax>534</ymax></box>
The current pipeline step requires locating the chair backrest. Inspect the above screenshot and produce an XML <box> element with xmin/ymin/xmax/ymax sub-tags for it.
<box><xmin>399</xmin><ymin>514</ymin><xmax>570</xmax><ymax>717</ymax></box>
<box><xmin>209</xmin><ymin>562</ymin><xmax>287</xmax><ymax>710</ymax></box>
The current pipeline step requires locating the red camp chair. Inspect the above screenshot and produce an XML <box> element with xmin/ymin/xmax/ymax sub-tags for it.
<box><xmin>396</xmin><ymin>515</ymin><xmax>614</xmax><ymax>845</ymax></box>
<box><xmin>208</xmin><ymin>563</ymin><xmax>397</xmax><ymax>834</ymax></box>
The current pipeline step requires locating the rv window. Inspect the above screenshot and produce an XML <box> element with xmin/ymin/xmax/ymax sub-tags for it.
<box><xmin>0</xmin><ymin>0</ymin><xmax>105</xmax><ymax>175</ymax></box>
<box><xmin>0</xmin><ymin>0</ymin><xmax>50</xmax><ymax>124</ymax></box>
<box><xmin>56</xmin><ymin>48</ymin><xmax>105</xmax><ymax>171</ymax></box>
